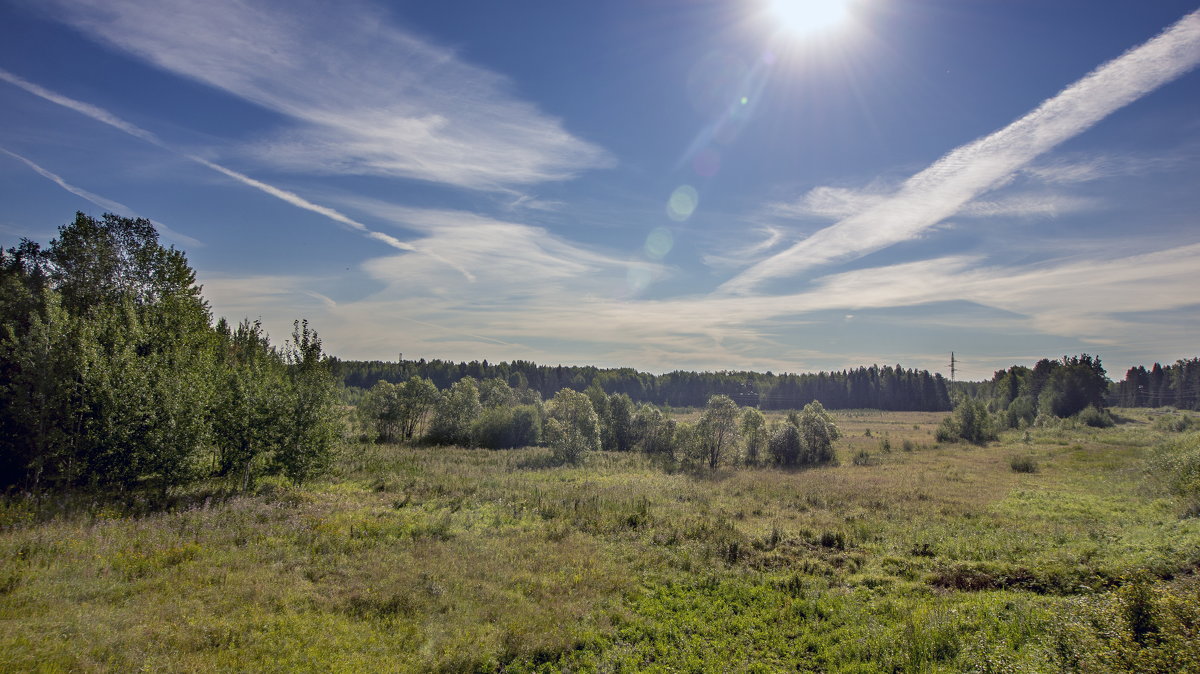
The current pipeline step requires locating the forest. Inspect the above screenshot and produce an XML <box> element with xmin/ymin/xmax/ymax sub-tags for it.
<box><xmin>334</xmin><ymin>357</ymin><xmax>954</xmax><ymax>411</ymax></box>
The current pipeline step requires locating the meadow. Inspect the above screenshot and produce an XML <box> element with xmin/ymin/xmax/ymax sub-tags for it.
<box><xmin>2</xmin><ymin>408</ymin><xmax>1198</xmax><ymax>672</ymax></box>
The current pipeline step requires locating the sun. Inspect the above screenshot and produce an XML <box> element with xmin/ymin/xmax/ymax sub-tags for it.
<box><xmin>766</xmin><ymin>0</ymin><xmax>852</xmax><ymax>38</ymax></box>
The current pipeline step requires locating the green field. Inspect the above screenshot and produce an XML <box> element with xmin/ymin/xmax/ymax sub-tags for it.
<box><xmin>3</xmin><ymin>409</ymin><xmax>1199</xmax><ymax>672</ymax></box>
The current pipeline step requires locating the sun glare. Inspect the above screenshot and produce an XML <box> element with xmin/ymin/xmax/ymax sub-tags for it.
<box><xmin>766</xmin><ymin>0</ymin><xmax>851</xmax><ymax>38</ymax></box>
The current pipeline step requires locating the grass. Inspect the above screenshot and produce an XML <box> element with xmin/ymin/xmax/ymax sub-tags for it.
<box><xmin>2</xmin><ymin>410</ymin><xmax>1199</xmax><ymax>671</ymax></box>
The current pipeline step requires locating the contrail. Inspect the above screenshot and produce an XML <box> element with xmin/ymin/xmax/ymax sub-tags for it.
<box><xmin>0</xmin><ymin>67</ymin><xmax>415</xmax><ymax>254</ymax></box>
<box><xmin>1</xmin><ymin>146</ymin><xmax>203</xmax><ymax>247</ymax></box>
<box><xmin>721</xmin><ymin>9</ymin><xmax>1200</xmax><ymax>294</ymax></box>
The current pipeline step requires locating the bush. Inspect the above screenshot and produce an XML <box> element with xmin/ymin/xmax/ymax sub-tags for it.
<box><xmin>937</xmin><ymin>399</ymin><xmax>997</xmax><ymax>444</ymax></box>
<box><xmin>1153</xmin><ymin>414</ymin><xmax>1197</xmax><ymax>433</ymax></box>
<box><xmin>1076</xmin><ymin>405</ymin><xmax>1115</xmax><ymax>428</ymax></box>
<box><xmin>1009</xmin><ymin>455</ymin><xmax>1038</xmax><ymax>473</ymax></box>
<box><xmin>545</xmin><ymin>389</ymin><xmax>600</xmax><ymax>465</ymax></box>
<box><xmin>768</xmin><ymin>424</ymin><xmax>802</xmax><ymax>466</ymax></box>
<box><xmin>852</xmin><ymin>449</ymin><xmax>875</xmax><ymax>466</ymax></box>
<box><xmin>471</xmin><ymin>405</ymin><xmax>542</xmax><ymax>449</ymax></box>
<box><xmin>1153</xmin><ymin>432</ymin><xmax>1200</xmax><ymax>508</ymax></box>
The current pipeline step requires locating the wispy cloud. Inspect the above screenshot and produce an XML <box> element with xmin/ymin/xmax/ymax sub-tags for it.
<box><xmin>701</xmin><ymin>225</ymin><xmax>786</xmax><ymax>268</ymax></box>
<box><xmin>958</xmin><ymin>193</ymin><xmax>1098</xmax><ymax>219</ymax></box>
<box><xmin>768</xmin><ymin>184</ymin><xmax>1096</xmax><ymax>223</ymax></box>
<box><xmin>204</xmin><ymin>224</ymin><xmax>1200</xmax><ymax>380</ymax></box>
<box><xmin>0</xmin><ymin>146</ymin><xmax>202</xmax><ymax>247</ymax></box>
<box><xmin>721</xmin><ymin>9</ymin><xmax>1200</xmax><ymax>294</ymax></box>
<box><xmin>341</xmin><ymin>199</ymin><xmax>665</xmax><ymax>299</ymax></box>
<box><xmin>1022</xmin><ymin>148</ymin><xmax>1198</xmax><ymax>184</ymax></box>
<box><xmin>38</xmin><ymin>0</ymin><xmax>614</xmax><ymax>191</ymax></box>
<box><xmin>0</xmin><ymin>69</ymin><xmax>428</xmax><ymax>256</ymax></box>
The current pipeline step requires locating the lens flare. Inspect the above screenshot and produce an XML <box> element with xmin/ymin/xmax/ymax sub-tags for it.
<box><xmin>644</xmin><ymin>227</ymin><xmax>674</xmax><ymax>259</ymax></box>
<box><xmin>666</xmin><ymin>185</ymin><xmax>699</xmax><ymax>222</ymax></box>
<box><xmin>626</xmin><ymin>266</ymin><xmax>653</xmax><ymax>294</ymax></box>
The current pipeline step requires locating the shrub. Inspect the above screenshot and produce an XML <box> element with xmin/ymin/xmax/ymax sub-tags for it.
<box><xmin>1153</xmin><ymin>432</ymin><xmax>1200</xmax><ymax>508</ymax></box>
<box><xmin>1076</xmin><ymin>405</ymin><xmax>1115</xmax><ymax>428</ymax></box>
<box><xmin>1153</xmin><ymin>414</ymin><xmax>1197</xmax><ymax>433</ymax></box>
<box><xmin>852</xmin><ymin>449</ymin><xmax>875</xmax><ymax>466</ymax></box>
<box><xmin>1009</xmin><ymin>455</ymin><xmax>1038</xmax><ymax>473</ymax></box>
<box><xmin>768</xmin><ymin>424</ymin><xmax>802</xmax><ymax>466</ymax></box>
<box><xmin>545</xmin><ymin>389</ymin><xmax>600</xmax><ymax>465</ymax></box>
<box><xmin>471</xmin><ymin>405</ymin><xmax>542</xmax><ymax>449</ymax></box>
<box><xmin>427</xmin><ymin>378</ymin><xmax>482</xmax><ymax>446</ymax></box>
<box><xmin>937</xmin><ymin>399</ymin><xmax>997</xmax><ymax>444</ymax></box>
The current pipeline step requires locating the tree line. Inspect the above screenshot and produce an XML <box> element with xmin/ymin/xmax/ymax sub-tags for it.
<box><xmin>1112</xmin><ymin>359</ymin><xmax>1200</xmax><ymax>411</ymax></box>
<box><xmin>356</xmin><ymin>376</ymin><xmax>840</xmax><ymax>470</ymax></box>
<box><xmin>0</xmin><ymin>213</ymin><xmax>341</xmax><ymax>494</ymax></box>
<box><xmin>333</xmin><ymin>359</ymin><xmax>952</xmax><ymax>412</ymax></box>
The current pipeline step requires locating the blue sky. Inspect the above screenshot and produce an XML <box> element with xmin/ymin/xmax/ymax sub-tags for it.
<box><xmin>1</xmin><ymin>0</ymin><xmax>1198</xmax><ymax>380</ymax></box>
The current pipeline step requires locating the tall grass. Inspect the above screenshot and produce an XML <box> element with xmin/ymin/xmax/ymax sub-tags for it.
<box><xmin>2</xmin><ymin>409</ymin><xmax>1198</xmax><ymax>670</ymax></box>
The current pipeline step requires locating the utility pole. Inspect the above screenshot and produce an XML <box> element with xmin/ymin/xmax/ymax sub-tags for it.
<box><xmin>948</xmin><ymin>352</ymin><xmax>957</xmax><ymax>381</ymax></box>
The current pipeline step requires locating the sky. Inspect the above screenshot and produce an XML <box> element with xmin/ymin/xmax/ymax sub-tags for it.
<box><xmin>1</xmin><ymin>0</ymin><xmax>1198</xmax><ymax>381</ymax></box>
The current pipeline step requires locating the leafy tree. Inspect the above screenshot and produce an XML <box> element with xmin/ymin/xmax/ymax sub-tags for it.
<box><xmin>357</xmin><ymin>380</ymin><xmax>403</xmax><ymax>443</ymax></box>
<box><xmin>1</xmin><ymin>213</ymin><xmax>216</xmax><ymax>492</ymax></box>
<box><xmin>212</xmin><ymin>319</ymin><xmax>289</xmax><ymax>489</ymax></box>
<box><xmin>428</xmin><ymin>377</ymin><xmax>482</xmax><ymax>446</ymax></box>
<box><xmin>479</xmin><ymin>377</ymin><xmax>516</xmax><ymax>409</ymax></box>
<box><xmin>545</xmin><ymin>389</ymin><xmax>599</xmax><ymax>464</ymax></box>
<box><xmin>1038</xmin><ymin>355</ymin><xmax>1108</xmax><ymax>418</ymax></box>
<box><xmin>398</xmin><ymin>376</ymin><xmax>440</xmax><ymax>440</ymax></box>
<box><xmin>769</xmin><ymin>423</ymin><xmax>803</xmax><ymax>467</ymax></box>
<box><xmin>585</xmin><ymin>383</ymin><xmax>614</xmax><ymax>450</ymax></box>
<box><xmin>794</xmin><ymin>400</ymin><xmax>840</xmax><ymax>465</ymax></box>
<box><xmin>695</xmin><ymin>394</ymin><xmax>740</xmax><ymax>469</ymax></box>
<box><xmin>471</xmin><ymin>404</ymin><xmax>542</xmax><ymax>449</ymax></box>
<box><xmin>632</xmin><ymin>404</ymin><xmax>675</xmax><ymax>457</ymax></box>
<box><xmin>608</xmin><ymin>393</ymin><xmax>635</xmax><ymax>452</ymax></box>
<box><xmin>0</xmin><ymin>213</ymin><xmax>342</xmax><ymax>492</ymax></box>
<box><xmin>0</xmin><ymin>292</ymin><xmax>80</xmax><ymax>490</ymax></box>
<box><xmin>274</xmin><ymin>320</ymin><xmax>341</xmax><ymax>483</ymax></box>
<box><xmin>937</xmin><ymin>398</ymin><xmax>995</xmax><ymax>444</ymax></box>
<box><xmin>740</xmin><ymin>408</ymin><xmax>767</xmax><ymax>466</ymax></box>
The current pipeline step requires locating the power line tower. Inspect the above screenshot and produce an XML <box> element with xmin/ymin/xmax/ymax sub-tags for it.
<box><xmin>948</xmin><ymin>352</ymin><xmax>957</xmax><ymax>381</ymax></box>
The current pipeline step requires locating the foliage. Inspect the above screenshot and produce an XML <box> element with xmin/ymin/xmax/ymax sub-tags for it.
<box><xmin>4</xmin><ymin>410</ymin><xmax>1198</xmax><ymax>671</ymax></box>
<box><xmin>274</xmin><ymin>320</ymin><xmax>341</xmax><ymax>483</ymax></box>
<box><xmin>1009</xmin><ymin>455</ymin><xmax>1039</xmax><ymax>473</ymax></box>
<box><xmin>544</xmin><ymin>389</ymin><xmax>600</xmax><ymax>464</ymax></box>
<box><xmin>740</xmin><ymin>407</ymin><xmax>767</xmax><ymax>465</ymax></box>
<box><xmin>478</xmin><ymin>377</ymin><xmax>516</xmax><ymax>409</ymax></box>
<box><xmin>937</xmin><ymin>398</ymin><xmax>997</xmax><ymax>444</ymax></box>
<box><xmin>1077</xmin><ymin>404</ymin><xmax>1116</xmax><ymax>428</ymax></box>
<box><xmin>987</xmin><ymin>355</ymin><xmax>1110</xmax><ymax>426</ymax></box>
<box><xmin>631</xmin><ymin>404</ymin><xmax>675</xmax><ymax>457</ymax></box>
<box><xmin>768</xmin><ymin>423</ymin><xmax>803</xmax><ymax>466</ymax></box>
<box><xmin>357</xmin><ymin>376</ymin><xmax>440</xmax><ymax>443</ymax></box>
<box><xmin>470</xmin><ymin>404</ymin><xmax>542</xmax><ymax>449</ymax></box>
<box><xmin>695</xmin><ymin>395</ymin><xmax>741</xmax><ymax>469</ymax></box>
<box><xmin>607</xmin><ymin>393</ymin><xmax>635</xmax><ymax>452</ymax></box>
<box><xmin>211</xmin><ymin>319</ymin><xmax>289</xmax><ymax>489</ymax></box>
<box><xmin>426</xmin><ymin>378</ymin><xmax>482</xmax><ymax>446</ymax></box>
<box><xmin>794</xmin><ymin>400</ymin><xmax>841</xmax><ymax>465</ymax></box>
<box><xmin>334</xmin><ymin>358</ymin><xmax>952</xmax><ymax>412</ymax></box>
<box><xmin>357</xmin><ymin>380</ymin><xmax>404</xmax><ymax>443</ymax></box>
<box><xmin>0</xmin><ymin>213</ymin><xmax>340</xmax><ymax>493</ymax></box>
<box><xmin>1152</xmin><ymin>413</ymin><xmax>1197</xmax><ymax>433</ymax></box>
<box><xmin>1115</xmin><ymin>358</ymin><xmax>1200</xmax><ymax>410</ymax></box>
<box><xmin>1152</xmin><ymin>432</ymin><xmax>1200</xmax><ymax>510</ymax></box>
